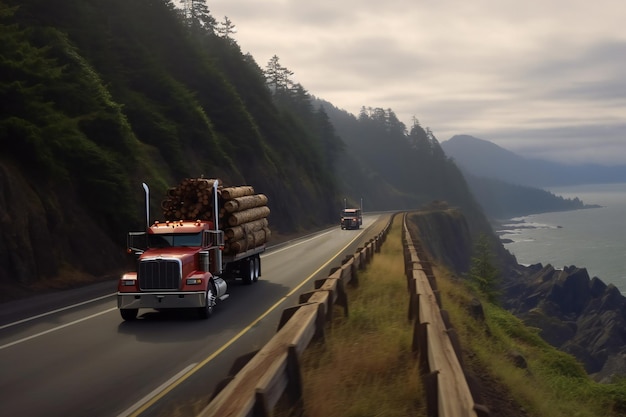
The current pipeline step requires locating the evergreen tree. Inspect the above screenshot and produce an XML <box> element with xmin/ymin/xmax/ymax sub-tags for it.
<box><xmin>179</xmin><ymin>0</ymin><xmax>215</xmax><ymax>33</ymax></box>
<box><xmin>468</xmin><ymin>234</ymin><xmax>500</xmax><ymax>303</ymax></box>
<box><xmin>216</xmin><ymin>16</ymin><xmax>236</xmax><ymax>43</ymax></box>
<box><xmin>264</xmin><ymin>55</ymin><xmax>293</xmax><ymax>92</ymax></box>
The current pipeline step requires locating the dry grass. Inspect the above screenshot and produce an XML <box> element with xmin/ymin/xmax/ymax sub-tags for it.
<box><xmin>299</xmin><ymin>217</ymin><xmax>426</xmax><ymax>417</ymax></box>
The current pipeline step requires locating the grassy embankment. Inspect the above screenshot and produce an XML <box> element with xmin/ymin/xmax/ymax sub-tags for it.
<box><xmin>297</xmin><ymin>214</ymin><xmax>626</xmax><ymax>417</ymax></box>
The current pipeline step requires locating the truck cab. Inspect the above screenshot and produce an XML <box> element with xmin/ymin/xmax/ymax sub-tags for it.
<box><xmin>340</xmin><ymin>208</ymin><xmax>362</xmax><ymax>230</ymax></box>
<box><xmin>117</xmin><ymin>220</ymin><xmax>228</xmax><ymax>320</ymax></box>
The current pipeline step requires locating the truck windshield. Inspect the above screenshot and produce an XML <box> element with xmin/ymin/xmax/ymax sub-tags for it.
<box><xmin>148</xmin><ymin>233</ymin><xmax>202</xmax><ymax>248</ymax></box>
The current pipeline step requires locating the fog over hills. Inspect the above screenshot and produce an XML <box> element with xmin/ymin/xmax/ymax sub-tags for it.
<box><xmin>441</xmin><ymin>135</ymin><xmax>626</xmax><ymax>187</ymax></box>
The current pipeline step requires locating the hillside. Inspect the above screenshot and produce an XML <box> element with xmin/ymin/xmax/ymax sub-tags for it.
<box><xmin>0</xmin><ymin>1</ymin><xmax>494</xmax><ymax>298</ymax></box>
<box><xmin>0</xmin><ymin>0</ymin><xmax>342</xmax><ymax>296</ymax></box>
<box><xmin>316</xmin><ymin>100</ymin><xmax>494</xmax><ymax>239</ymax></box>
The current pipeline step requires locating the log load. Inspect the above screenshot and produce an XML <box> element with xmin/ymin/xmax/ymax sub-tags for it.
<box><xmin>223</xmin><ymin>194</ymin><xmax>269</xmax><ymax>213</ymax></box>
<box><xmin>160</xmin><ymin>178</ymin><xmax>271</xmax><ymax>255</ymax></box>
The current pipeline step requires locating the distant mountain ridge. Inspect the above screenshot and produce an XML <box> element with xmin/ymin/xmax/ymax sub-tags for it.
<box><xmin>439</xmin><ymin>135</ymin><xmax>602</xmax><ymax>219</ymax></box>
<box><xmin>441</xmin><ymin>135</ymin><xmax>626</xmax><ymax>187</ymax></box>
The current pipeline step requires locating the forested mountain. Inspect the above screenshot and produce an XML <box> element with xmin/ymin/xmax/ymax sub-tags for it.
<box><xmin>0</xmin><ymin>0</ymin><xmax>497</xmax><ymax>298</ymax></box>
<box><xmin>315</xmin><ymin>100</ymin><xmax>494</xmax><ymax>236</ymax></box>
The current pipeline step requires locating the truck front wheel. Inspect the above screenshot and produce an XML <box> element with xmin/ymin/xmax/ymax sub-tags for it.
<box><xmin>198</xmin><ymin>282</ymin><xmax>217</xmax><ymax>319</ymax></box>
<box><xmin>120</xmin><ymin>308</ymin><xmax>138</xmax><ymax>321</ymax></box>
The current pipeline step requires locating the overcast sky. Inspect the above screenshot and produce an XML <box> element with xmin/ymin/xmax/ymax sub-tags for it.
<box><xmin>207</xmin><ymin>1</ymin><xmax>626</xmax><ymax>166</ymax></box>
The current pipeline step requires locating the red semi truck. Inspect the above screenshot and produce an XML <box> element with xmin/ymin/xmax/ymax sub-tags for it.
<box><xmin>117</xmin><ymin>179</ymin><xmax>269</xmax><ymax>321</ymax></box>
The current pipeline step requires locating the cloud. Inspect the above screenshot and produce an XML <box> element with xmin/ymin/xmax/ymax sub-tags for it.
<box><xmin>208</xmin><ymin>0</ymin><xmax>626</xmax><ymax>165</ymax></box>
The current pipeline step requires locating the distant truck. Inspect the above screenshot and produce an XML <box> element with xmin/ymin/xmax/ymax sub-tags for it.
<box><xmin>340</xmin><ymin>208</ymin><xmax>362</xmax><ymax>230</ymax></box>
<box><xmin>117</xmin><ymin>178</ymin><xmax>270</xmax><ymax>321</ymax></box>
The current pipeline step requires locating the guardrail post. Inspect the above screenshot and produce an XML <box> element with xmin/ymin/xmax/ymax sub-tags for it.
<box><xmin>253</xmin><ymin>390</ymin><xmax>271</xmax><ymax>417</ymax></box>
<box><xmin>414</xmin><ymin>321</ymin><xmax>430</xmax><ymax>374</ymax></box>
<box><xmin>427</xmin><ymin>272</ymin><xmax>438</xmax><ymax>291</ymax></box>
<box><xmin>314</xmin><ymin>302</ymin><xmax>326</xmax><ymax>341</ymax></box>
<box><xmin>357</xmin><ymin>248</ymin><xmax>365</xmax><ymax>270</ymax></box>
<box><xmin>348</xmin><ymin>257</ymin><xmax>359</xmax><ymax>287</ymax></box>
<box><xmin>433</xmin><ymin>290</ymin><xmax>442</xmax><ymax>308</ymax></box>
<box><xmin>285</xmin><ymin>344</ymin><xmax>304</xmax><ymax>414</ymax></box>
<box><xmin>407</xmin><ymin>280</ymin><xmax>418</xmax><ymax>321</ymax></box>
<box><xmin>423</xmin><ymin>370</ymin><xmax>439</xmax><ymax>417</ymax></box>
<box><xmin>446</xmin><ymin>328</ymin><xmax>464</xmax><ymax>369</ymax></box>
<box><xmin>314</xmin><ymin>277</ymin><xmax>348</xmax><ymax>318</ymax></box>
<box><xmin>277</xmin><ymin>302</ymin><xmax>326</xmax><ymax>339</ymax></box>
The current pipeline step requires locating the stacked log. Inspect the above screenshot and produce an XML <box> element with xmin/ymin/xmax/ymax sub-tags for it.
<box><xmin>160</xmin><ymin>178</ymin><xmax>271</xmax><ymax>255</ymax></box>
<box><xmin>220</xmin><ymin>187</ymin><xmax>271</xmax><ymax>254</ymax></box>
<box><xmin>223</xmin><ymin>194</ymin><xmax>269</xmax><ymax>213</ymax></box>
<box><xmin>161</xmin><ymin>178</ymin><xmax>221</xmax><ymax>220</ymax></box>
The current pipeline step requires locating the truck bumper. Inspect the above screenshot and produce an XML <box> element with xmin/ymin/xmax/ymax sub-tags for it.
<box><xmin>117</xmin><ymin>291</ymin><xmax>206</xmax><ymax>310</ymax></box>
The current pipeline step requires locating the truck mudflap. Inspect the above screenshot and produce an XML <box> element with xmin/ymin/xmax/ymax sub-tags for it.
<box><xmin>117</xmin><ymin>291</ymin><xmax>206</xmax><ymax>310</ymax></box>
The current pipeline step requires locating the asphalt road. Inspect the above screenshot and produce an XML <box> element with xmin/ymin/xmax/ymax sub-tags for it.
<box><xmin>0</xmin><ymin>214</ymin><xmax>389</xmax><ymax>417</ymax></box>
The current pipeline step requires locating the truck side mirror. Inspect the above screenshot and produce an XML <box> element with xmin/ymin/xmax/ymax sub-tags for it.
<box><xmin>127</xmin><ymin>231</ymin><xmax>147</xmax><ymax>253</ymax></box>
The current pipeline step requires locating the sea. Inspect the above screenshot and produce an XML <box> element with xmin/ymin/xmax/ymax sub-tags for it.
<box><xmin>497</xmin><ymin>182</ymin><xmax>626</xmax><ymax>295</ymax></box>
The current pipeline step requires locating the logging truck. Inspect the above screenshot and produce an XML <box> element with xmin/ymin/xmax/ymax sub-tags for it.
<box><xmin>340</xmin><ymin>208</ymin><xmax>362</xmax><ymax>230</ymax></box>
<box><xmin>117</xmin><ymin>178</ymin><xmax>270</xmax><ymax>321</ymax></box>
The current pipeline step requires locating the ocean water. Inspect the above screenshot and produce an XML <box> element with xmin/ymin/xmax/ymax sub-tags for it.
<box><xmin>497</xmin><ymin>182</ymin><xmax>626</xmax><ymax>294</ymax></box>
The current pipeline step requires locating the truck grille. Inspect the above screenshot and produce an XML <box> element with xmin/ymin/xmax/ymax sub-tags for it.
<box><xmin>138</xmin><ymin>258</ymin><xmax>182</xmax><ymax>290</ymax></box>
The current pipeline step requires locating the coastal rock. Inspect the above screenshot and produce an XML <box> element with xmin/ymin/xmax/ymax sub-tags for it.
<box><xmin>503</xmin><ymin>264</ymin><xmax>626</xmax><ymax>380</ymax></box>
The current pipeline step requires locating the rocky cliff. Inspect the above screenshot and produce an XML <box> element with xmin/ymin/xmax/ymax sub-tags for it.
<box><xmin>502</xmin><ymin>263</ymin><xmax>626</xmax><ymax>382</ymax></box>
<box><xmin>406</xmin><ymin>208</ymin><xmax>626</xmax><ymax>382</ymax></box>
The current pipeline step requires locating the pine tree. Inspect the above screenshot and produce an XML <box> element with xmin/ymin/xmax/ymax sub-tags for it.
<box><xmin>469</xmin><ymin>234</ymin><xmax>500</xmax><ymax>303</ymax></box>
<box><xmin>264</xmin><ymin>55</ymin><xmax>294</xmax><ymax>92</ymax></box>
<box><xmin>216</xmin><ymin>16</ymin><xmax>236</xmax><ymax>42</ymax></box>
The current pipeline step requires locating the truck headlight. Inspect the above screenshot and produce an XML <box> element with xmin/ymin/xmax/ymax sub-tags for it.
<box><xmin>186</xmin><ymin>278</ymin><xmax>203</xmax><ymax>285</ymax></box>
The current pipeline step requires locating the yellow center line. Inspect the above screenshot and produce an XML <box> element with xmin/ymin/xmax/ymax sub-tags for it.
<box><xmin>126</xmin><ymin>232</ymin><xmax>362</xmax><ymax>417</ymax></box>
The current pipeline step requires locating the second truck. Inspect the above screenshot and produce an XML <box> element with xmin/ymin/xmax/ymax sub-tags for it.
<box><xmin>340</xmin><ymin>208</ymin><xmax>362</xmax><ymax>230</ymax></box>
<box><xmin>117</xmin><ymin>178</ymin><xmax>271</xmax><ymax>321</ymax></box>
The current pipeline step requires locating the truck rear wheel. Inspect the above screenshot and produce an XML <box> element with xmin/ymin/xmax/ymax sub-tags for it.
<box><xmin>120</xmin><ymin>308</ymin><xmax>138</xmax><ymax>321</ymax></box>
<box><xmin>253</xmin><ymin>255</ymin><xmax>260</xmax><ymax>282</ymax></box>
<box><xmin>241</xmin><ymin>258</ymin><xmax>255</xmax><ymax>285</ymax></box>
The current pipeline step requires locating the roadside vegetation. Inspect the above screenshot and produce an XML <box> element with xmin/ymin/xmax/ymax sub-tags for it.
<box><xmin>297</xmin><ymin>215</ymin><xmax>626</xmax><ymax>417</ymax></box>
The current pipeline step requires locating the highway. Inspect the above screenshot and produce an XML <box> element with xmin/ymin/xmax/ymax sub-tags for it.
<box><xmin>0</xmin><ymin>214</ymin><xmax>388</xmax><ymax>417</ymax></box>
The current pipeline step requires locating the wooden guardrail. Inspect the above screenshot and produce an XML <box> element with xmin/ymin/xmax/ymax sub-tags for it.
<box><xmin>402</xmin><ymin>214</ymin><xmax>488</xmax><ymax>417</ymax></box>
<box><xmin>198</xmin><ymin>221</ymin><xmax>391</xmax><ymax>417</ymax></box>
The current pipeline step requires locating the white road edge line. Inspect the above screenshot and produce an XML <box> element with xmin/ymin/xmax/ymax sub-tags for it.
<box><xmin>116</xmin><ymin>363</ymin><xmax>198</xmax><ymax>417</ymax></box>
<box><xmin>0</xmin><ymin>307</ymin><xmax>117</xmax><ymax>350</ymax></box>
<box><xmin>0</xmin><ymin>292</ymin><xmax>117</xmax><ymax>331</ymax></box>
